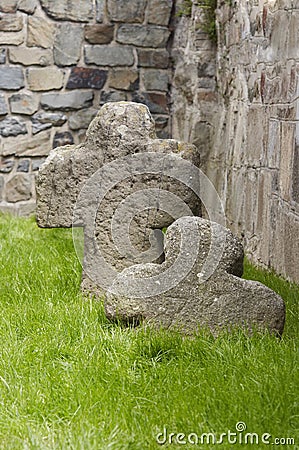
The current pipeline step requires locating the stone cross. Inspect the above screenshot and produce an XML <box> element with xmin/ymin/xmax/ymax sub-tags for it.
<box><xmin>106</xmin><ymin>216</ymin><xmax>286</xmax><ymax>335</ymax></box>
<box><xmin>36</xmin><ymin>101</ymin><xmax>201</xmax><ymax>296</ymax></box>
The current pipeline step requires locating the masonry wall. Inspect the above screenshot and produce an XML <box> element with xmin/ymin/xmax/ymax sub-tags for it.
<box><xmin>0</xmin><ymin>0</ymin><xmax>173</xmax><ymax>215</ymax></box>
<box><xmin>172</xmin><ymin>0</ymin><xmax>299</xmax><ymax>283</ymax></box>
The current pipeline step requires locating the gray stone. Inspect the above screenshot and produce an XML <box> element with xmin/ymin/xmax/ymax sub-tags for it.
<box><xmin>1</xmin><ymin>131</ymin><xmax>51</xmax><ymax>157</ymax></box>
<box><xmin>106</xmin><ymin>217</ymin><xmax>286</xmax><ymax>336</ymax></box>
<box><xmin>54</xmin><ymin>23</ymin><xmax>83</xmax><ymax>66</ymax></box>
<box><xmin>107</xmin><ymin>0</ymin><xmax>146</xmax><ymax>23</ymax></box>
<box><xmin>31</xmin><ymin>120</ymin><xmax>52</xmax><ymax>135</ymax></box>
<box><xmin>0</xmin><ymin>158</ymin><xmax>14</xmax><ymax>173</ymax></box>
<box><xmin>0</xmin><ymin>67</ymin><xmax>24</xmax><ymax>90</ymax></box>
<box><xmin>0</xmin><ymin>95</ymin><xmax>8</xmax><ymax>115</ymax></box>
<box><xmin>17</xmin><ymin>0</ymin><xmax>37</xmax><ymax>14</ymax></box>
<box><xmin>32</xmin><ymin>111</ymin><xmax>67</xmax><ymax>126</ymax></box>
<box><xmin>84</xmin><ymin>45</ymin><xmax>134</xmax><ymax>67</ymax></box>
<box><xmin>147</xmin><ymin>0</ymin><xmax>172</xmax><ymax>26</ymax></box>
<box><xmin>41</xmin><ymin>91</ymin><xmax>94</xmax><ymax>111</ymax></box>
<box><xmin>96</xmin><ymin>0</ymin><xmax>104</xmax><ymax>22</ymax></box>
<box><xmin>100</xmin><ymin>91</ymin><xmax>128</xmax><ymax>103</ymax></box>
<box><xmin>9</xmin><ymin>47</ymin><xmax>53</xmax><ymax>66</ymax></box>
<box><xmin>84</xmin><ymin>24</ymin><xmax>114</xmax><ymax>45</ymax></box>
<box><xmin>117</xmin><ymin>24</ymin><xmax>170</xmax><ymax>48</ymax></box>
<box><xmin>137</xmin><ymin>49</ymin><xmax>169</xmax><ymax>68</ymax></box>
<box><xmin>0</xmin><ymin>117</ymin><xmax>27</xmax><ymax>137</ymax></box>
<box><xmin>141</xmin><ymin>69</ymin><xmax>169</xmax><ymax>91</ymax></box>
<box><xmin>132</xmin><ymin>92</ymin><xmax>168</xmax><ymax>114</ymax></box>
<box><xmin>69</xmin><ymin>108</ymin><xmax>98</xmax><ymax>131</ymax></box>
<box><xmin>40</xmin><ymin>0</ymin><xmax>93</xmax><ymax>22</ymax></box>
<box><xmin>27</xmin><ymin>68</ymin><xmax>64</xmax><ymax>91</ymax></box>
<box><xmin>6</xmin><ymin>173</ymin><xmax>32</xmax><ymax>202</ymax></box>
<box><xmin>36</xmin><ymin>102</ymin><xmax>200</xmax><ymax>300</ymax></box>
<box><xmin>17</xmin><ymin>159</ymin><xmax>30</xmax><ymax>172</ymax></box>
<box><xmin>0</xmin><ymin>0</ymin><xmax>17</xmax><ymax>13</ymax></box>
<box><xmin>9</xmin><ymin>93</ymin><xmax>39</xmax><ymax>115</ymax></box>
<box><xmin>53</xmin><ymin>131</ymin><xmax>74</xmax><ymax>149</ymax></box>
<box><xmin>32</xmin><ymin>158</ymin><xmax>46</xmax><ymax>171</ymax></box>
<box><xmin>0</xmin><ymin>13</ymin><xmax>23</xmax><ymax>31</ymax></box>
<box><xmin>27</xmin><ymin>16</ymin><xmax>55</xmax><ymax>48</ymax></box>
<box><xmin>0</xmin><ymin>48</ymin><xmax>5</xmax><ymax>64</ymax></box>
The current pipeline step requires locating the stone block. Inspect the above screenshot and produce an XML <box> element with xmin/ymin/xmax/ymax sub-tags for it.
<box><xmin>96</xmin><ymin>0</ymin><xmax>104</xmax><ymax>22</ymax></box>
<box><xmin>66</xmin><ymin>67</ymin><xmax>107</xmax><ymax>89</ymax></box>
<box><xmin>17</xmin><ymin>0</ymin><xmax>37</xmax><ymax>14</ymax></box>
<box><xmin>0</xmin><ymin>158</ymin><xmax>14</xmax><ymax>173</ymax></box>
<box><xmin>17</xmin><ymin>159</ymin><xmax>30</xmax><ymax>172</ymax></box>
<box><xmin>53</xmin><ymin>131</ymin><xmax>74</xmax><ymax>149</ymax></box>
<box><xmin>0</xmin><ymin>117</ymin><xmax>27</xmax><ymax>137</ymax></box>
<box><xmin>100</xmin><ymin>91</ymin><xmax>128</xmax><ymax>103</ymax></box>
<box><xmin>137</xmin><ymin>49</ymin><xmax>169</xmax><ymax>68</ymax></box>
<box><xmin>27</xmin><ymin>16</ymin><xmax>55</xmax><ymax>48</ymax></box>
<box><xmin>40</xmin><ymin>0</ymin><xmax>93</xmax><ymax>22</ymax></box>
<box><xmin>0</xmin><ymin>0</ymin><xmax>17</xmax><ymax>13</ymax></box>
<box><xmin>107</xmin><ymin>0</ymin><xmax>146</xmax><ymax>23</ymax></box>
<box><xmin>54</xmin><ymin>23</ymin><xmax>83</xmax><ymax>66</ymax></box>
<box><xmin>9</xmin><ymin>93</ymin><xmax>39</xmax><ymax>115</ymax></box>
<box><xmin>31</xmin><ymin>121</ymin><xmax>52</xmax><ymax>135</ymax></box>
<box><xmin>147</xmin><ymin>0</ymin><xmax>172</xmax><ymax>26</ymax></box>
<box><xmin>0</xmin><ymin>30</ymin><xmax>24</xmax><ymax>45</ymax></box>
<box><xmin>0</xmin><ymin>95</ymin><xmax>8</xmax><ymax>115</ymax></box>
<box><xmin>6</xmin><ymin>173</ymin><xmax>32</xmax><ymax>202</ymax></box>
<box><xmin>41</xmin><ymin>91</ymin><xmax>94</xmax><ymax>111</ymax></box>
<box><xmin>69</xmin><ymin>108</ymin><xmax>98</xmax><ymax>131</ymax></box>
<box><xmin>109</xmin><ymin>69</ymin><xmax>139</xmax><ymax>90</ymax></box>
<box><xmin>0</xmin><ymin>48</ymin><xmax>5</xmax><ymax>64</ymax></box>
<box><xmin>27</xmin><ymin>68</ymin><xmax>64</xmax><ymax>91</ymax></box>
<box><xmin>84</xmin><ymin>24</ymin><xmax>114</xmax><ymax>44</ymax></box>
<box><xmin>84</xmin><ymin>45</ymin><xmax>134</xmax><ymax>67</ymax></box>
<box><xmin>0</xmin><ymin>67</ymin><xmax>24</xmax><ymax>90</ymax></box>
<box><xmin>1</xmin><ymin>131</ymin><xmax>51</xmax><ymax>157</ymax></box>
<box><xmin>32</xmin><ymin>158</ymin><xmax>46</xmax><ymax>171</ymax></box>
<box><xmin>0</xmin><ymin>13</ymin><xmax>23</xmax><ymax>31</ymax></box>
<box><xmin>0</xmin><ymin>175</ymin><xmax>4</xmax><ymax>199</ymax></box>
<box><xmin>141</xmin><ymin>69</ymin><xmax>169</xmax><ymax>91</ymax></box>
<box><xmin>132</xmin><ymin>92</ymin><xmax>168</xmax><ymax>114</ymax></box>
<box><xmin>117</xmin><ymin>24</ymin><xmax>170</xmax><ymax>48</ymax></box>
<box><xmin>32</xmin><ymin>111</ymin><xmax>67</xmax><ymax>126</ymax></box>
<box><xmin>9</xmin><ymin>47</ymin><xmax>53</xmax><ymax>66</ymax></box>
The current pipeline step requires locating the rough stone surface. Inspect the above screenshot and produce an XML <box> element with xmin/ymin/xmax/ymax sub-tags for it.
<box><xmin>0</xmin><ymin>95</ymin><xmax>8</xmax><ymax>115</ymax></box>
<box><xmin>84</xmin><ymin>45</ymin><xmax>134</xmax><ymax>67</ymax></box>
<box><xmin>53</xmin><ymin>131</ymin><xmax>74</xmax><ymax>149</ymax></box>
<box><xmin>32</xmin><ymin>158</ymin><xmax>46</xmax><ymax>171</ymax></box>
<box><xmin>27</xmin><ymin>16</ymin><xmax>55</xmax><ymax>48</ymax></box>
<box><xmin>84</xmin><ymin>24</ymin><xmax>114</xmax><ymax>44</ymax></box>
<box><xmin>132</xmin><ymin>92</ymin><xmax>168</xmax><ymax>114</ymax></box>
<box><xmin>137</xmin><ymin>49</ymin><xmax>169</xmax><ymax>68</ymax></box>
<box><xmin>66</xmin><ymin>67</ymin><xmax>107</xmax><ymax>89</ymax></box>
<box><xmin>0</xmin><ymin>117</ymin><xmax>27</xmax><ymax>137</ymax></box>
<box><xmin>0</xmin><ymin>0</ymin><xmax>17</xmax><ymax>13</ymax></box>
<box><xmin>54</xmin><ymin>23</ymin><xmax>83</xmax><ymax>66</ymax></box>
<box><xmin>117</xmin><ymin>24</ymin><xmax>170</xmax><ymax>48</ymax></box>
<box><xmin>147</xmin><ymin>0</ymin><xmax>172</xmax><ymax>26</ymax></box>
<box><xmin>0</xmin><ymin>67</ymin><xmax>24</xmax><ymax>90</ymax></box>
<box><xmin>0</xmin><ymin>158</ymin><xmax>14</xmax><ymax>173</ymax></box>
<box><xmin>106</xmin><ymin>217</ymin><xmax>285</xmax><ymax>335</ymax></box>
<box><xmin>0</xmin><ymin>48</ymin><xmax>5</xmax><ymax>64</ymax></box>
<box><xmin>100</xmin><ymin>91</ymin><xmax>128</xmax><ymax>103</ymax></box>
<box><xmin>69</xmin><ymin>108</ymin><xmax>98</xmax><ymax>130</ymax></box>
<box><xmin>107</xmin><ymin>0</ymin><xmax>146</xmax><ymax>23</ymax></box>
<box><xmin>109</xmin><ymin>69</ymin><xmax>139</xmax><ymax>91</ymax></box>
<box><xmin>17</xmin><ymin>0</ymin><xmax>37</xmax><ymax>14</ymax></box>
<box><xmin>40</xmin><ymin>0</ymin><xmax>93</xmax><ymax>22</ymax></box>
<box><xmin>141</xmin><ymin>69</ymin><xmax>169</xmax><ymax>91</ymax></box>
<box><xmin>1</xmin><ymin>131</ymin><xmax>51</xmax><ymax>156</ymax></box>
<box><xmin>36</xmin><ymin>102</ymin><xmax>201</xmax><ymax>298</ymax></box>
<box><xmin>9</xmin><ymin>93</ymin><xmax>39</xmax><ymax>115</ymax></box>
<box><xmin>96</xmin><ymin>0</ymin><xmax>104</xmax><ymax>22</ymax></box>
<box><xmin>31</xmin><ymin>120</ymin><xmax>52</xmax><ymax>135</ymax></box>
<box><xmin>32</xmin><ymin>111</ymin><xmax>67</xmax><ymax>126</ymax></box>
<box><xmin>0</xmin><ymin>175</ymin><xmax>4</xmax><ymax>199</ymax></box>
<box><xmin>9</xmin><ymin>47</ymin><xmax>53</xmax><ymax>66</ymax></box>
<box><xmin>41</xmin><ymin>91</ymin><xmax>93</xmax><ymax>111</ymax></box>
<box><xmin>0</xmin><ymin>13</ymin><xmax>23</xmax><ymax>31</ymax></box>
<box><xmin>27</xmin><ymin>68</ymin><xmax>64</xmax><ymax>91</ymax></box>
<box><xmin>6</xmin><ymin>173</ymin><xmax>32</xmax><ymax>202</ymax></box>
<box><xmin>17</xmin><ymin>159</ymin><xmax>30</xmax><ymax>172</ymax></box>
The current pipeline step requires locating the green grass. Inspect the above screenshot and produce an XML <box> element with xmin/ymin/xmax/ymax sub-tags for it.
<box><xmin>0</xmin><ymin>215</ymin><xmax>298</xmax><ymax>449</ymax></box>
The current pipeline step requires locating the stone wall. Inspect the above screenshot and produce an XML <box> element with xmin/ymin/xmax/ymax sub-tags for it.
<box><xmin>172</xmin><ymin>0</ymin><xmax>299</xmax><ymax>283</ymax></box>
<box><xmin>0</xmin><ymin>0</ymin><xmax>173</xmax><ymax>215</ymax></box>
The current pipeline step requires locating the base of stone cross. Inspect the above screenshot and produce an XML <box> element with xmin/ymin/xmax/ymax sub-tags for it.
<box><xmin>105</xmin><ymin>217</ymin><xmax>286</xmax><ymax>336</ymax></box>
